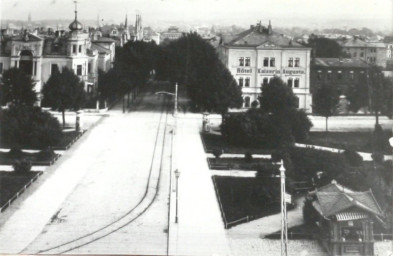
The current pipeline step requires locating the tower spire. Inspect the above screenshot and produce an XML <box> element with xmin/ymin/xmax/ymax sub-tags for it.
<box><xmin>74</xmin><ymin>0</ymin><xmax>78</xmax><ymax>21</ymax></box>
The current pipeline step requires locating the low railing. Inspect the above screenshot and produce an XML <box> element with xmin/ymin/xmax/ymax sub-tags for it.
<box><xmin>225</xmin><ymin>216</ymin><xmax>249</xmax><ymax>229</ymax></box>
<box><xmin>0</xmin><ymin>172</ymin><xmax>43</xmax><ymax>213</ymax></box>
<box><xmin>211</xmin><ymin>177</ymin><xmax>228</xmax><ymax>228</ymax></box>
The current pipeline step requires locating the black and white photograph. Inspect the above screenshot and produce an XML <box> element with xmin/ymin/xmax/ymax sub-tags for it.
<box><xmin>0</xmin><ymin>0</ymin><xmax>392</xmax><ymax>255</ymax></box>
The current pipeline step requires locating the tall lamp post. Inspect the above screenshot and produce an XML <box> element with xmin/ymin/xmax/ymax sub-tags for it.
<box><xmin>174</xmin><ymin>169</ymin><xmax>180</xmax><ymax>223</ymax></box>
<box><xmin>280</xmin><ymin>160</ymin><xmax>288</xmax><ymax>256</ymax></box>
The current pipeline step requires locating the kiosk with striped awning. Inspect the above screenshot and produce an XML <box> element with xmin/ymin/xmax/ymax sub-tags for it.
<box><xmin>307</xmin><ymin>180</ymin><xmax>385</xmax><ymax>256</ymax></box>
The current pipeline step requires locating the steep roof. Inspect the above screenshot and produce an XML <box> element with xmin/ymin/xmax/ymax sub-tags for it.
<box><xmin>222</xmin><ymin>25</ymin><xmax>304</xmax><ymax>48</ymax></box>
<box><xmin>312</xmin><ymin>181</ymin><xmax>383</xmax><ymax>220</ymax></box>
<box><xmin>313</xmin><ymin>58</ymin><xmax>369</xmax><ymax>68</ymax></box>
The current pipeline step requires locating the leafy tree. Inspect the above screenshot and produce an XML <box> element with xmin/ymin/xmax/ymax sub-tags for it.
<box><xmin>346</xmin><ymin>77</ymin><xmax>369</xmax><ymax>113</ymax></box>
<box><xmin>156</xmin><ymin>32</ymin><xmax>242</xmax><ymax>113</ymax></box>
<box><xmin>0</xmin><ymin>105</ymin><xmax>62</xmax><ymax>149</ymax></box>
<box><xmin>313</xmin><ymin>83</ymin><xmax>339</xmax><ymax>133</ymax></box>
<box><xmin>260</xmin><ymin>77</ymin><xmax>298</xmax><ymax>114</ymax></box>
<box><xmin>42</xmin><ymin>67</ymin><xmax>86</xmax><ymax>127</ymax></box>
<box><xmin>369</xmin><ymin>68</ymin><xmax>393</xmax><ymax>125</ymax></box>
<box><xmin>307</xmin><ymin>36</ymin><xmax>349</xmax><ymax>58</ymax></box>
<box><xmin>222</xmin><ymin>78</ymin><xmax>312</xmax><ymax>149</ymax></box>
<box><xmin>0</xmin><ymin>68</ymin><xmax>37</xmax><ymax>106</ymax></box>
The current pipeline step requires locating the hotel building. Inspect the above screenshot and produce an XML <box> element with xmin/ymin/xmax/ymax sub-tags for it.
<box><xmin>218</xmin><ymin>21</ymin><xmax>312</xmax><ymax>112</ymax></box>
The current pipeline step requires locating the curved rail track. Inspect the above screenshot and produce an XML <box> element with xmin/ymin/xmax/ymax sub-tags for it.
<box><xmin>28</xmin><ymin>96</ymin><xmax>171</xmax><ymax>254</ymax></box>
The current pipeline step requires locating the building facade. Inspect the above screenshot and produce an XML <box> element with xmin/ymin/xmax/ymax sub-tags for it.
<box><xmin>310</xmin><ymin>58</ymin><xmax>370</xmax><ymax>95</ymax></box>
<box><xmin>339</xmin><ymin>37</ymin><xmax>388</xmax><ymax>68</ymax></box>
<box><xmin>0</xmin><ymin>7</ymin><xmax>115</xmax><ymax>103</ymax></box>
<box><xmin>218</xmin><ymin>21</ymin><xmax>312</xmax><ymax>112</ymax></box>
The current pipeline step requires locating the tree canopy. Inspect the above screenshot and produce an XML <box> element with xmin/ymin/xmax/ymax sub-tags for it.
<box><xmin>313</xmin><ymin>83</ymin><xmax>339</xmax><ymax>132</ymax></box>
<box><xmin>0</xmin><ymin>105</ymin><xmax>62</xmax><ymax>149</ymax></box>
<box><xmin>156</xmin><ymin>32</ymin><xmax>242</xmax><ymax>113</ymax></box>
<box><xmin>222</xmin><ymin>77</ymin><xmax>312</xmax><ymax>149</ymax></box>
<box><xmin>42</xmin><ymin>67</ymin><xmax>86</xmax><ymax>127</ymax></box>
<box><xmin>0</xmin><ymin>68</ymin><xmax>37</xmax><ymax>106</ymax></box>
<box><xmin>307</xmin><ymin>36</ymin><xmax>349</xmax><ymax>58</ymax></box>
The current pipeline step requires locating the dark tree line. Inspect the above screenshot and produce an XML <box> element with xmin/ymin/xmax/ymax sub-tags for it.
<box><xmin>102</xmin><ymin>33</ymin><xmax>242</xmax><ymax>114</ymax></box>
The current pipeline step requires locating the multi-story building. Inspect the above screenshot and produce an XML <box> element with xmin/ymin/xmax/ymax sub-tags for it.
<box><xmin>0</xmin><ymin>6</ymin><xmax>115</xmax><ymax>103</ymax></box>
<box><xmin>218</xmin><ymin>21</ymin><xmax>312</xmax><ymax>112</ymax></box>
<box><xmin>339</xmin><ymin>37</ymin><xmax>388</xmax><ymax>68</ymax></box>
<box><xmin>160</xmin><ymin>26</ymin><xmax>183</xmax><ymax>44</ymax></box>
<box><xmin>310</xmin><ymin>58</ymin><xmax>370</xmax><ymax>95</ymax></box>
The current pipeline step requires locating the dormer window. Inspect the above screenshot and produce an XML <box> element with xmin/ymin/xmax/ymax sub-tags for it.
<box><xmin>72</xmin><ymin>45</ymin><xmax>77</xmax><ymax>53</ymax></box>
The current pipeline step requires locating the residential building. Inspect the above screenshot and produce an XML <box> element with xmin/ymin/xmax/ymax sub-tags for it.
<box><xmin>339</xmin><ymin>37</ymin><xmax>388</xmax><ymax>68</ymax></box>
<box><xmin>308</xmin><ymin>181</ymin><xmax>384</xmax><ymax>256</ymax></box>
<box><xmin>218</xmin><ymin>21</ymin><xmax>312</xmax><ymax>112</ymax></box>
<box><xmin>0</xmin><ymin>5</ymin><xmax>115</xmax><ymax>104</ymax></box>
<box><xmin>160</xmin><ymin>26</ymin><xmax>183</xmax><ymax>44</ymax></box>
<box><xmin>310</xmin><ymin>58</ymin><xmax>370</xmax><ymax>95</ymax></box>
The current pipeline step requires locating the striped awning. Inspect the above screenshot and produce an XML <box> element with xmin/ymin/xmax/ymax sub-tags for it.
<box><xmin>336</xmin><ymin>212</ymin><xmax>369</xmax><ymax>221</ymax></box>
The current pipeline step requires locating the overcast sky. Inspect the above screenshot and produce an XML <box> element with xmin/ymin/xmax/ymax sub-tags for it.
<box><xmin>1</xmin><ymin>0</ymin><xmax>392</xmax><ymax>31</ymax></box>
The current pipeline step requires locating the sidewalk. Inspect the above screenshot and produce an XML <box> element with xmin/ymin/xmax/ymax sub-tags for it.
<box><xmin>168</xmin><ymin>114</ymin><xmax>231</xmax><ymax>256</ymax></box>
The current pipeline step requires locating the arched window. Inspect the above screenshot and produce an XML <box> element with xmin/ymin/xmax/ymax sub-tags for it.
<box><xmin>244</xmin><ymin>96</ymin><xmax>251</xmax><ymax>108</ymax></box>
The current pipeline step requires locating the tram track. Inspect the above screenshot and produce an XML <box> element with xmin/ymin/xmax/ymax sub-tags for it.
<box><xmin>30</xmin><ymin>96</ymin><xmax>171</xmax><ymax>254</ymax></box>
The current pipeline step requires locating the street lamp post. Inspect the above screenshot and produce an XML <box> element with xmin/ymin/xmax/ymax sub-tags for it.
<box><xmin>280</xmin><ymin>160</ymin><xmax>288</xmax><ymax>256</ymax></box>
<box><xmin>174</xmin><ymin>169</ymin><xmax>180</xmax><ymax>223</ymax></box>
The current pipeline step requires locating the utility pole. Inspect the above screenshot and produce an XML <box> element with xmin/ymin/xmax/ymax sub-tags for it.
<box><xmin>280</xmin><ymin>160</ymin><xmax>288</xmax><ymax>256</ymax></box>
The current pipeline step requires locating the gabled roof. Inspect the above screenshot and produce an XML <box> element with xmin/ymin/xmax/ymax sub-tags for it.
<box><xmin>222</xmin><ymin>26</ymin><xmax>304</xmax><ymax>49</ymax></box>
<box><xmin>313</xmin><ymin>58</ymin><xmax>369</xmax><ymax>68</ymax></box>
<box><xmin>312</xmin><ymin>181</ymin><xmax>383</xmax><ymax>219</ymax></box>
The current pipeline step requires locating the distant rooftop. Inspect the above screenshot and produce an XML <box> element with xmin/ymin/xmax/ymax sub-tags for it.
<box><xmin>314</xmin><ymin>58</ymin><xmax>369</xmax><ymax>68</ymax></box>
<box><xmin>221</xmin><ymin>21</ymin><xmax>305</xmax><ymax>49</ymax></box>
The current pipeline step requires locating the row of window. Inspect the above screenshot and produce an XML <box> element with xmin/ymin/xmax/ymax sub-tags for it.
<box><xmin>72</xmin><ymin>44</ymin><xmax>83</xmax><ymax>54</ymax></box>
<box><xmin>238</xmin><ymin>77</ymin><xmax>300</xmax><ymax>88</ymax></box>
<box><xmin>317</xmin><ymin>70</ymin><xmax>363</xmax><ymax>81</ymax></box>
<box><xmin>238</xmin><ymin>57</ymin><xmax>301</xmax><ymax>67</ymax></box>
<box><xmin>51</xmin><ymin>63</ymin><xmax>92</xmax><ymax>76</ymax></box>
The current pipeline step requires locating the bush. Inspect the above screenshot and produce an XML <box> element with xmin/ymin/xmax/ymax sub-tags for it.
<box><xmin>303</xmin><ymin>197</ymin><xmax>319</xmax><ymax>225</ymax></box>
<box><xmin>8</xmin><ymin>147</ymin><xmax>23</xmax><ymax>158</ymax></box>
<box><xmin>289</xmin><ymin>109</ymin><xmax>313</xmax><ymax>142</ymax></box>
<box><xmin>213</xmin><ymin>148</ymin><xmax>224</xmax><ymax>158</ymax></box>
<box><xmin>36</xmin><ymin>148</ymin><xmax>57</xmax><ymax>161</ymax></box>
<box><xmin>342</xmin><ymin>149</ymin><xmax>363</xmax><ymax>166</ymax></box>
<box><xmin>244</xmin><ymin>152</ymin><xmax>253</xmax><ymax>162</ymax></box>
<box><xmin>0</xmin><ymin>105</ymin><xmax>62</xmax><ymax>149</ymax></box>
<box><xmin>12</xmin><ymin>158</ymin><xmax>32</xmax><ymax>174</ymax></box>
<box><xmin>372</xmin><ymin>152</ymin><xmax>384</xmax><ymax>164</ymax></box>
